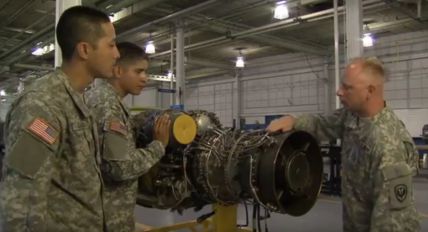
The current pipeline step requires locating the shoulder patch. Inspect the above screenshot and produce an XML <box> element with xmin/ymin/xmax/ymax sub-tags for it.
<box><xmin>108</xmin><ymin>120</ymin><xmax>127</xmax><ymax>136</ymax></box>
<box><xmin>26</xmin><ymin>118</ymin><xmax>59</xmax><ymax>144</ymax></box>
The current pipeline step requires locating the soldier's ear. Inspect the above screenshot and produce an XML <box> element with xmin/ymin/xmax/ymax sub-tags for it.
<box><xmin>113</xmin><ymin>65</ymin><xmax>121</xmax><ymax>78</ymax></box>
<box><xmin>75</xmin><ymin>42</ymin><xmax>91</xmax><ymax>60</ymax></box>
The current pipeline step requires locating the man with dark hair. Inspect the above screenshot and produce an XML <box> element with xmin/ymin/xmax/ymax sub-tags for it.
<box><xmin>0</xmin><ymin>5</ymin><xmax>119</xmax><ymax>231</ymax></box>
<box><xmin>267</xmin><ymin>57</ymin><xmax>420</xmax><ymax>231</ymax></box>
<box><xmin>85</xmin><ymin>41</ymin><xmax>170</xmax><ymax>232</ymax></box>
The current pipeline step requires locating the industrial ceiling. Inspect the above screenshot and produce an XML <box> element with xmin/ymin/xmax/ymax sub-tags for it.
<box><xmin>0</xmin><ymin>0</ymin><xmax>427</xmax><ymax>94</ymax></box>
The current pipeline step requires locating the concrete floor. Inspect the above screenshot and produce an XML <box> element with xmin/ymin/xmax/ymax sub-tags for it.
<box><xmin>135</xmin><ymin>171</ymin><xmax>428</xmax><ymax>231</ymax></box>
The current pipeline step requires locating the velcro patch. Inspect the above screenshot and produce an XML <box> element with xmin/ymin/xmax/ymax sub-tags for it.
<box><xmin>27</xmin><ymin>118</ymin><xmax>58</xmax><ymax>144</ymax></box>
<box><xmin>109</xmin><ymin>121</ymin><xmax>127</xmax><ymax>136</ymax></box>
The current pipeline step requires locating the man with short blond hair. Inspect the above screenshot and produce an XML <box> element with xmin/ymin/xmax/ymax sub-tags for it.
<box><xmin>267</xmin><ymin>57</ymin><xmax>420</xmax><ymax>231</ymax></box>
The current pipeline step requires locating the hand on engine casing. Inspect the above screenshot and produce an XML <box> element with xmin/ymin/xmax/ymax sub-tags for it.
<box><xmin>154</xmin><ymin>114</ymin><xmax>171</xmax><ymax>147</ymax></box>
<box><xmin>266</xmin><ymin>115</ymin><xmax>296</xmax><ymax>134</ymax></box>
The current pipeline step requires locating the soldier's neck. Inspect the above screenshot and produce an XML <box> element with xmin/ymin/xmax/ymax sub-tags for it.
<box><xmin>61</xmin><ymin>62</ymin><xmax>94</xmax><ymax>93</ymax></box>
<box><xmin>110</xmin><ymin>81</ymin><xmax>127</xmax><ymax>99</ymax></box>
<box><xmin>359</xmin><ymin>98</ymin><xmax>385</xmax><ymax>118</ymax></box>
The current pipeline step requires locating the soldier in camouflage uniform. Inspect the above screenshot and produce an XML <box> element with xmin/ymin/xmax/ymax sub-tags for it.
<box><xmin>85</xmin><ymin>42</ymin><xmax>170</xmax><ymax>232</ymax></box>
<box><xmin>267</xmin><ymin>57</ymin><xmax>420</xmax><ymax>231</ymax></box>
<box><xmin>0</xmin><ymin>6</ymin><xmax>120</xmax><ymax>231</ymax></box>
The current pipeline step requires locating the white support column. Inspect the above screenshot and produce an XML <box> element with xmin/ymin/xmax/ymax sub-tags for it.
<box><xmin>175</xmin><ymin>20</ymin><xmax>185</xmax><ymax>107</ymax></box>
<box><xmin>55</xmin><ymin>0</ymin><xmax>81</xmax><ymax>67</ymax></box>
<box><xmin>169</xmin><ymin>30</ymin><xmax>175</xmax><ymax>106</ymax></box>
<box><xmin>334</xmin><ymin>0</ymin><xmax>340</xmax><ymax>110</ymax></box>
<box><xmin>233</xmin><ymin>70</ymin><xmax>241</xmax><ymax>129</ymax></box>
<box><xmin>345</xmin><ymin>0</ymin><xmax>363</xmax><ymax>61</ymax></box>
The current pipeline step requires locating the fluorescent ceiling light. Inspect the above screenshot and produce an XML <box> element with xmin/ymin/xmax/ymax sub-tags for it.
<box><xmin>362</xmin><ymin>33</ymin><xmax>374</xmax><ymax>47</ymax></box>
<box><xmin>236</xmin><ymin>56</ymin><xmax>245</xmax><ymax>68</ymax></box>
<box><xmin>167</xmin><ymin>70</ymin><xmax>174</xmax><ymax>79</ymax></box>
<box><xmin>145</xmin><ymin>41</ymin><xmax>155</xmax><ymax>54</ymax></box>
<box><xmin>274</xmin><ymin>1</ymin><xmax>289</xmax><ymax>20</ymax></box>
<box><xmin>32</xmin><ymin>43</ymin><xmax>54</xmax><ymax>56</ymax></box>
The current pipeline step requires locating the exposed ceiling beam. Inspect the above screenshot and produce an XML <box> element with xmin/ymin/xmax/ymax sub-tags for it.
<box><xmin>150</xmin><ymin>7</ymin><xmax>337</xmax><ymax>58</ymax></box>
<box><xmin>148</xmin><ymin>6</ymin><xmax>325</xmax><ymax>55</ymax></box>
<box><xmin>118</xmin><ymin>0</ymin><xmax>223</xmax><ymax>39</ymax></box>
<box><xmin>0</xmin><ymin>0</ymin><xmax>167</xmax><ymax>67</ymax></box>
<box><xmin>2</xmin><ymin>13</ymin><xmax>51</xmax><ymax>48</ymax></box>
<box><xmin>98</xmin><ymin>0</ymin><xmax>169</xmax><ymax>14</ymax></box>
<box><xmin>151</xmin><ymin>1</ymin><xmax>387</xmax><ymax>58</ymax></box>
<box><xmin>187</xmin><ymin>70</ymin><xmax>231</xmax><ymax>80</ymax></box>
<box><xmin>196</xmin><ymin>16</ymin><xmax>325</xmax><ymax>55</ymax></box>
<box><xmin>186</xmin><ymin>58</ymin><xmax>231</xmax><ymax>69</ymax></box>
<box><xmin>149</xmin><ymin>56</ymin><xmax>232</xmax><ymax>70</ymax></box>
<box><xmin>0</xmin><ymin>0</ymin><xmax>36</xmax><ymax>29</ymax></box>
<box><xmin>0</xmin><ymin>0</ymin><xmax>13</xmax><ymax>10</ymax></box>
<box><xmin>0</xmin><ymin>25</ymin><xmax>54</xmax><ymax>61</ymax></box>
<box><xmin>14</xmin><ymin>63</ymin><xmax>54</xmax><ymax>71</ymax></box>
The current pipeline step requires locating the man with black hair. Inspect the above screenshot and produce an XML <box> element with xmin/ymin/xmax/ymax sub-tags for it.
<box><xmin>0</xmin><ymin>6</ymin><xmax>119</xmax><ymax>231</ymax></box>
<box><xmin>86</xmin><ymin>42</ymin><xmax>170</xmax><ymax>232</ymax></box>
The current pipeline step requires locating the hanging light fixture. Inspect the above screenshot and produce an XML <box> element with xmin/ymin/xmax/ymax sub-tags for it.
<box><xmin>167</xmin><ymin>70</ymin><xmax>174</xmax><ymax>79</ymax></box>
<box><xmin>32</xmin><ymin>43</ymin><xmax>55</xmax><ymax>56</ymax></box>
<box><xmin>274</xmin><ymin>1</ymin><xmax>289</xmax><ymax>20</ymax></box>
<box><xmin>362</xmin><ymin>33</ymin><xmax>374</xmax><ymax>47</ymax></box>
<box><xmin>145</xmin><ymin>40</ymin><xmax>155</xmax><ymax>54</ymax></box>
<box><xmin>236</xmin><ymin>50</ymin><xmax>245</xmax><ymax>68</ymax></box>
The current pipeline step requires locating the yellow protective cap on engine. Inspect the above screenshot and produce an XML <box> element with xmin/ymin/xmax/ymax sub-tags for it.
<box><xmin>172</xmin><ymin>114</ymin><xmax>197</xmax><ymax>145</ymax></box>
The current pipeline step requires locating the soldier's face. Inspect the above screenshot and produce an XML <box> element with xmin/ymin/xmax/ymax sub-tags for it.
<box><xmin>88</xmin><ymin>22</ymin><xmax>120</xmax><ymax>78</ymax></box>
<box><xmin>337</xmin><ymin>63</ymin><xmax>370</xmax><ymax>113</ymax></box>
<box><xmin>119</xmin><ymin>59</ymin><xmax>149</xmax><ymax>96</ymax></box>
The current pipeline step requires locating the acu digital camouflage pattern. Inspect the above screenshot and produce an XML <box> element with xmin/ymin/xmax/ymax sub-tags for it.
<box><xmin>294</xmin><ymin>106</ymin><xmax>421</xmax><ymax>232</ymax></box>
<box><xmin>0</xmin><ymin>69</ymin><xmax>105</xmax><ymax>231</ymax></box>
<box><xmin>85</xmin><ymin>79</ymin><xmax>165</xmax><ymax>232</ymax></box>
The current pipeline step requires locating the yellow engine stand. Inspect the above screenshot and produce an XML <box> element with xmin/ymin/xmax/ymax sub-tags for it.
<box><xmin>136</xmin><ymin>204</ymin><xmax>252</xmax><ymax>232</ymax></box>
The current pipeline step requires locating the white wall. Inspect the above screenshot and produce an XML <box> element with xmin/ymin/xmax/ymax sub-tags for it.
<box><xmin>394</xmin><ymin>109</ymin><xmax>428</xmax><ymax>137</ymax></box>
<box><xmin>173</xmin><ymin>29</ymin><xmax>428</xmax><ymax>131</ymax></box>
<box><xmin>185</xmin><ymin>80</ymin><xmax>234</xmax><ymax>127</ymax></box>
<box><xmin>123</xmin><ymin>86</ymin><xmax>160</xmax><ymax>111</ymax></box>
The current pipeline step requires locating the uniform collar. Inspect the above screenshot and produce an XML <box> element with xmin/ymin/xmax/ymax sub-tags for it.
<box><xmin>98</xmin><ymin>79</ymin><xmax>130</xmax><ymax>118</ymax></box>
<box><xmin>348</xmin><ymin>104</ymin><xmax>391</xmax><ymax>128</ymax></box>
<box><xmin>56</xmin><ymin>68</ymin><xmax>91</xmax><ymax>118</ymax></box>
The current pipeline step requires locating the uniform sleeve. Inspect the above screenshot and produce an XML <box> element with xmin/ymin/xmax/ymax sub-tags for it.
<box><xmin>369</xmin><ymin>143</ymin><xmax>421</xmax><ymax>231</ymax></box>
<box><xmin>294</xmin><ymin>108</ymin><xmax>347</xmax><ymax>141</ymax></box>
<box><xmin>0</xmin><ymin>93</ymin><xmax>61</xmax><ymax>231</ymax></box>
<box><xmin>100</xmin><ymin>118</ymin><xmax>165</xmax><ymax>182</ymax></box>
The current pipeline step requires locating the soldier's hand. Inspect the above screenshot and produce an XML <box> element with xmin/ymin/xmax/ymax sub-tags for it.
<box><xmin>154</xmin><ymin>114</ymin><xmax>171</xmax><ymax>147</ymax></box>
<box><xmin>266</xmin><ymin>115</ymin><xmax>296</xmax><ymax>133</ymax></box>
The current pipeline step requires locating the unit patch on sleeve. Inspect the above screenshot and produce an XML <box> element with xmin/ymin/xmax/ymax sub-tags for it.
<box><xmin>394</xmin><ymin>184</ymin><xmax>408</xmax><ymax>202</ymax></box>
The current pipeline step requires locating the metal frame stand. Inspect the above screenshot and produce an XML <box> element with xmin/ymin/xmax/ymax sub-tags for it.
<box><xmin>136</xmin><ymin>204</ymin><xmax>252</xmax><ymax>232</ymax></box>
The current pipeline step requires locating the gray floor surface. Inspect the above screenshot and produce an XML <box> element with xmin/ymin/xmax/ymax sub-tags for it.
<box><xmin>135</xmin><ymin>171</ymin><xmax>428</xmax><ymax>232</ymax></box>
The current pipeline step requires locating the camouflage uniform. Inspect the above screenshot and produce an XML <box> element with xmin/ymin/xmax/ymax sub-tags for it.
<box><xmin>85</xmin><ymin>79</ymin><xmax>165</xmax><ymax>232</ymax></box>
<box><xmin>0</xmin><ymin>69</ymin><xmax>105</xmax><ymax>231</ymax></box>
<box><xmin>295</xmin><ymin>106</ymin><xmax>420</xmax><ymax>231</ymax></box>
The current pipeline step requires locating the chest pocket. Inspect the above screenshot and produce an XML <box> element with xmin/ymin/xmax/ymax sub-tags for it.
<box><xmin>70</xmin><ymin>121</ymin><xmax>93</xmax><ymax>152</ymax></box>
<box><xmin>381</xmin><ymin>163</ymin><xmax>413</xmax><ymax>210</ymax></box>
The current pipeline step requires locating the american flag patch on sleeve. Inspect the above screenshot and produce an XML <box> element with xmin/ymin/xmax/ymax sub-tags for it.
<box><xmin>109</xmin><ymin>121</ymin><xmax>127</xmax><ymax>136</ymax></box>
<box><xmin>27</xmin><ymin>118</ymin><xmax>58</xmax><ymax>144</ymax></box>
